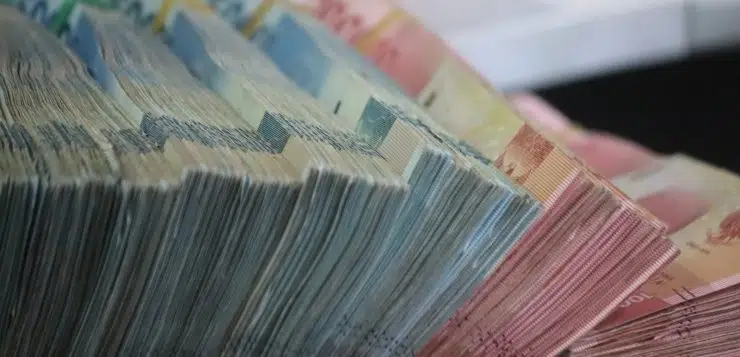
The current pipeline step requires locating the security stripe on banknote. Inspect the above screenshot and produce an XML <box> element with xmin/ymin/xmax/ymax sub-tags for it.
<box><xmin>217</xmin><ymin>83</ymin><xmax>391</xmax><ymax>163</ymax></box>
<box><xmin>1</xmin><ymin>90</ymin><xmax>277</xmax><ymax>159</ymax></box>
<box><xmin>236</xmin><ymin>0</ymin><xmax>276</xmax><ymax>37</ymax></box>
<box><xmin>132</xmin><ymin>113</ymin><xmax>278</xmax><ymax>153</ymax></box>
<box><xmin>6</xmin><ymin>92</ymin><xmax>267</xmax><ymax>164</ymax></box>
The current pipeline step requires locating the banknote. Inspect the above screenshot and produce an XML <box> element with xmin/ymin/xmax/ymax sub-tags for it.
<box><xmin>2</xmin><ymin>3</ymin><xmax>685</xmax><ymax>357</ymax></box>
<box><xmin>232</xmin><ymin>6</ymin><xmax>682</xmax><ymax>357</ymax></box>
<box><xmin>271</xmin><ymin>0</ymin><xmax>594</xmax><ymax>205</ymax></box>
<box><xmin>573</xmin><ymin>280</ymin><xmax>740</xmax><ymax>356</ymax></box>
<box><xmin>599</xmin><ymin>154</ymin><xmax>740</xmax><ymax>329</ymax></box>
<box><xmin>218</xmin><ymin>0</ymin><xmax>448</xmax><ymax>95</ymax></box>
<box><xmin>0</xmin><ymin>9</ymin><xmax>176</xmax><ymax>356</ymax></box>
<box><xmin>278</xmin><ymin>1</ymin><xmax>595</xmax><ymax>190</ymax></box>
<box><xmin>225</xmin><ymin>0</ymin><xmax>403</xmax><ymax>46</ymax></box>
<box><xmin>612</xmin><ymin>153</ymin><xmax>738</xmax><ymax>205</ymax></box>
<box><xmin>290</xmin><ymin>0</ymin><xmax>395</xmax><ymax>44</ymax></box>
<box><xmin>350</xmin><ymin>4</ymin><xmax>448</xmax><ymax>96</ymax></box>
<box><xmin>297</xmin><ymin>0</ymin><xmax>449</xmax><ymax>95</ymax></box>
<box><xmin>244</xmin><ymin>16</ymin><xmax>681</xmax><ymax>342</ymax></box>
<box><xmin>421</xmin><ymin>56</ymin><xmax>586</xmax><ymax>204</ymax></box>
<box><xmin>164</xmin><ymin>0</ymin><xmax>581</xmax><ymax>207</ymax></box>
<box><xmin>163</xmin><ymin>10</ymin><xmax>544</xmax><ymax>357</ymax></box>
<box><xmin>65</xmin><ymin>8</ymin><xmax>419</xmax><ymax>357</ymax></box>
<box><xmin>17</xmin><ymin>0</ymin><xmax>584</xmax><ymax>208</ymax></box>
<box><xmin>243</xmin><ymin>4</ymin><xmax>580</xmax><ymax>206</ymax></box>
<box><xmin>417</xmin><ymin>172</ymin><xmax>676</xmax><ymax>357</ymax></box>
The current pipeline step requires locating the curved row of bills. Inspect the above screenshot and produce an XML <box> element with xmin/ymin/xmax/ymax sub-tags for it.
<box><xmin>2</xmin><ymin>1</ymin><xmax>681</xmax><ymax>356</ymax></box>
<box><xmin>218</xmin><ymin>4</ymin><xmax>740</xmax><ymax>356</ymax></box>
<box><xmin>160</xmin><ymin>9</ymin><xmax>544</xmax><ymax>356</ymax></box>
<box><xmin>173</xmin><ymin>3</ymin><xmax>678</xmax><ymax>356</ymax></box>
<box><xmin>0</xmin><ymin>5</ymin><xmax>541</xmax><ymax>357</ymax></box>
<box><xmin>3</xmin><ymin>0</ymin><xmax>684</xmax><ymax>356</ymax></box>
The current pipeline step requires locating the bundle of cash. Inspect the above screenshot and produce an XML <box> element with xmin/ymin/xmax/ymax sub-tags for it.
<box><xmin>571</xmin><ymin>154</ymin><xmax>740</xmax><ymax>356</ymax></box>
<box><xmin>1</xmin><ymin>4</ymin><xmax>539</xmax><ymax>357</ymax></box>
<box><xmin>201</xmin><ymin>4</ymin><xmax>675</xmax><ymax>356</ymax></box>
<box><xmin>245</xmin><ymin>2</ymin><xmax>740</xmax><ymax>356</ymax></box>
<box><xmin>66</xmin><ymin>6</ymin><xmax>426</xmax><ymax>356</ymax></box>
<box><xmin>163</xmin><ymin>9</ymin><xmax>542</xmax><ymax>356</ymax></box>
<box><xmin>0</xmin><ymin>10</ymin><xmax>178</xmax><ymax>357</ymax></box>
<box><xmin>0</xmin><ymin>2</ymin><xmax>694</xmax><ymax>357</ymax></box>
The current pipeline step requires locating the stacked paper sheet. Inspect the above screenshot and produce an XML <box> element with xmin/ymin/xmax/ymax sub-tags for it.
<box><xmin>204</xmin><ymin>3</ymin><xmax>677</xmax><ymax>356</ymax></box>
<box><xmin>572</xmin><ymin>154</ymin><xmax>740</xmax><ymax>356</ymax></box>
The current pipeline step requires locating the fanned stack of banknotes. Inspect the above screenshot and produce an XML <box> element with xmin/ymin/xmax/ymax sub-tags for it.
<box><xmin>0</xmin><ymin>0</ymin><xmax>738</xmax><ymax>356</ymax></box>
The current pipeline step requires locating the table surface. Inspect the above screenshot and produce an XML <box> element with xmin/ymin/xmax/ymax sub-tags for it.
<box><xmin>402</xmin><ymin>0</ymin><xmax>740</xmax><ymax>91</ymax></box>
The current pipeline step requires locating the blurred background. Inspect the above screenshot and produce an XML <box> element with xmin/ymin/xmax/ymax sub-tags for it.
<box><xmin>400</xmin><ymin>0</ymin><xmax>740</xmax><ymax>172</ymax></box>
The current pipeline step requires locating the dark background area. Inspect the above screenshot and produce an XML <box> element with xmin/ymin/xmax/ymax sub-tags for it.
<box><xmin>535</xmin><ymin>45</ymin><xmax>740</xmax><ymax>174</ymax></box>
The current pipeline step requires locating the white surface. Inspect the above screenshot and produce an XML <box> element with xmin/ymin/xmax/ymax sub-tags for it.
<box><xmin>401</xmin><ymin>0</ymin><xmax>740</xmax><ymax>91</ymax></box>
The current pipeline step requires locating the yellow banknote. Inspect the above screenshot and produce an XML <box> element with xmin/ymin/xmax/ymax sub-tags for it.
<box><xmin>418</xmin><ymin>56</ymin><xmax>581</xmax><ymax>204</ymax></box>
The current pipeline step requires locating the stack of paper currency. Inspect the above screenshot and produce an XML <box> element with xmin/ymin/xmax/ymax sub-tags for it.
<box><xmin>566</xmin><ymin>154</ymin><xmax>740</xmax><ymax>356</ymax></box>
<box><xmin>194</xmin><ymin>2</ymin><xmax>676</xmax><ymax>356</ymax></box>
<box><xmin>274</xmin><ymin>3</ymin><xmax>740</xmax><ymax>356</ymax></box>
<box><xmin>166</xmin><ymin>8</ymin><xmax>543</xmax><ymax>356</ymax></box>
<box><xmin>2</xmin><ymin>4</ymin><xmax>539</xmax><ymax>357</ymax></box>
<box><xmin>197</xmin><ymin>2</ymin><xmax>740</xmax><ymax>357</ymax></box>
<box><xmin>0</xmin><ymin>1</ymin><xmax>722</xmax><ymax>357</ymax></box>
